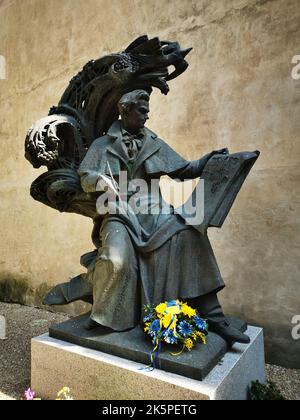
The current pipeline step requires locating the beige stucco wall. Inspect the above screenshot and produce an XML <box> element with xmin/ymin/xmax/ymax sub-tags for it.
<box><xmin>0</xmin><ymin>0</ymin><xmax>299</xmax><ymax>368</ymax></box>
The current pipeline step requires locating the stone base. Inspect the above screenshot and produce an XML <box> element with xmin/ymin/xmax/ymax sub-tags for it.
<box><xmin>31</xmin><ymin>326</ymin><xmax>265</xmax><ymax>400</ymax></box>
<box><xmin>49</xmin><ymin>314</ymin><xmax>247</xmax><ymax>381</ymax></box>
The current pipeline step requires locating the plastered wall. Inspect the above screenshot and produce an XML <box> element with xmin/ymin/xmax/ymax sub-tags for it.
<box><xmin>0</xmin><ymin>0</ymin><xmax>299</xmax><ymax>367</ymax></box>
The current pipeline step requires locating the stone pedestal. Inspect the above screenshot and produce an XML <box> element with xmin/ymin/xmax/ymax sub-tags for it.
<box><xmin>31</xmin><ymin>325</ymin><xmax>265</xmax><ymax>400</ymax></box>
<box><xmin>48</xmin><ymin>315</ymin><xmax>248</xmax><ymax>381</ymax></box>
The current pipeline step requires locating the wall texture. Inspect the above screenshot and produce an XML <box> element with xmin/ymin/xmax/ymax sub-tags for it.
<box><xmin>0</xmin><ymin>0</ymin><xmax>299</xmax><ymax>368</ymax></box>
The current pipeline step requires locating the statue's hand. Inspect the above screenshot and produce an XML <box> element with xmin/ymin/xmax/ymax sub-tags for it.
<box><xmin>202</xmin><ymin>148</ymin><xmax>229</xmax><ymax>165</ymax></box>
<box><xmin>212</xmin><ymin>148</ymin><xmax>229</xmax><ymax>156</ymax></box>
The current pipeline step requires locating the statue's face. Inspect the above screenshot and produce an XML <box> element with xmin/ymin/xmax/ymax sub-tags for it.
<box><xmin>122</xmin><ymin>99</ymin><xmax>149</xmax><ymax>133</ymax></box>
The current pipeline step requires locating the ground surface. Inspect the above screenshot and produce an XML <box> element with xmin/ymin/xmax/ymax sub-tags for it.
<box><xmin>0</xmin><ymin>302</ymin><xmax>299</xmax><ymax>400</ymax></box>
<box><xmin>0</xmin><ymin>302</ymin><xmax>69</xmax><ymax>400</ymax></box>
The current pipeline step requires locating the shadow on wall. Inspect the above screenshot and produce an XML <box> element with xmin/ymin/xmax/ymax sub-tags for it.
<box><xmin>225</xmin><ymin>305</ymin><xmax>300</xmax><ymax>369</ymax></box>
<box><xmin>0</xmin><ymin>274</ymin><xmax>90</xmax><ymax>316</ymax></box>
<box><xmin>264</xmin><ymin>324</ymin><xmax>300</xmax><ymax>369</ymax></box>
<box><xmin>0</xmin><ymin>275</ymin><xmax>34</xmax><ymax>305</ymax></box>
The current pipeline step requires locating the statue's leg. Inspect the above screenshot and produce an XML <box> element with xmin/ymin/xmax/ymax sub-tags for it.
<box><xmin>86</xmin><ymin>220</ymin><xmax>140</xmax><ymax>331</ymax></box>
<box><xmin>43</xmin><ymin>274</ymin><xmax>93</xmax><ymax>305</ymax></box>
<box><xmin>42</xmin><ymin>250</ymin><xmax>98</xmax><ymax>307</ymax></box>
<box><xmin>188</xmin><ymin>293</ymin><xmax>250</xmax><ymax>344</ymax></box>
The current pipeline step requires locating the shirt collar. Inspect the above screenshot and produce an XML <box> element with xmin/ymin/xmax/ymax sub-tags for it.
<box><xmin>107</xmin><ymin>120</ymin><xmax>158</xmax><ymax>140</ymax></box>
<box><xmin>121</xmin><ymin>125</ymin><xmax>145</xmax><ymax>139</ymax></box>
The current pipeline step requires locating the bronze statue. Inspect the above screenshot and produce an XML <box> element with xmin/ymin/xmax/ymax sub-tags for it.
<box><xmin>25</xmin><ymin>36</ymin><xmax>259</xmax><ymax>346</ymax></box>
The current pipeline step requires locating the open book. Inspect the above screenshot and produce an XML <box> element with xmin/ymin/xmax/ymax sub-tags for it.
<box><xmin>176</xmin><ymin>151</ymin><xmax>260</xmax><ymax>233</ymax></box>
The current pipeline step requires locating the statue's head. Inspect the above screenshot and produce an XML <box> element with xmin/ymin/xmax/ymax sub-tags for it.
<box><xmin>118</xmin><ymin>90</ymin><xmax>150</xmax><ymax>134</ymax></box>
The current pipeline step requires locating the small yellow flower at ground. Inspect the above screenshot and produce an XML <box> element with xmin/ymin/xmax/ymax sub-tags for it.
<box><xmin>184</xmin><ymin>338</ymin><xmax>194</xmax><ymax>351</ymax></box>
<box><xmin>57</xmin><ymin>387</ymin><xmax>70</xmax><ymax>396</ymax></box>
<box><xmin>155</xmin><ymin>302</ymin><xmax>167</xmax><ymax>315</ymax></box>
<box><xmin>162</xmin><ymin>313</ymin><xmax>177</xmax><ymax>330</ymax></box>
<box><xmin>181</xmin><ymin>303</ymin><xmax>196</xmax><ymax>318</ymax></box>
<box><xmin>56</xmin><ymin>387</ymin><xmax>73</xmax><ymax>400</ymax></box>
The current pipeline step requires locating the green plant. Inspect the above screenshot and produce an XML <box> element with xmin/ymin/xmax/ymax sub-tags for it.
<box><xmin>249</xmin><ymin>380</ymin><xmax>285</xmax><ymax>400</ymax></box>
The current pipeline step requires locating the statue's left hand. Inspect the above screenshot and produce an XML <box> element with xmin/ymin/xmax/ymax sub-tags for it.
<box><xmin>212</xmin><ymin>148</ymin><xmax>229</xmax><ymax>155</ymax></box>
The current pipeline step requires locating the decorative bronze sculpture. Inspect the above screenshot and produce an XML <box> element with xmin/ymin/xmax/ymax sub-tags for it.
<box><xmin>25</xmin><ymin>36</ymin><xmax>259</xmax><ymax>346</ymax></box>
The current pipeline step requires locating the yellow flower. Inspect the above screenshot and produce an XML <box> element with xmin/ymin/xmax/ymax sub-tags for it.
<box><xmin>144</xmin><ymin>322</ymin><xmax>150</xmax><ymax>333</ymax></box>
<box><xmin>181</xmin><ymin>303</ymin><xmax>196</xmax><ymax>318</ymax></box>
<box><xmin>184</xmin><ymin>338</ymin><xmax>194</xmax><ymax>351</ymax></box>
<box><xmin>155</xmin><ymin>302</ymin><xmax>167</xmax><ymax>315</ymax></box>
<box><xmin>198</xmin><ymin>332</ymin><xmax>207</xmax><ymax>345</ymax></box>
<box><xmin>56</xmin><ymin>387</ymin><xmax>73</xmax><ymax>400</ymax></box>
<box><xmin>162</xmin><ymin>313</ymin><xmax>177</xmax><ymax>330</ymax></box>
<box><xmin>57</xmin><ymin>387</ymin><xmax>70</xmax><ymax>396</ymax></box>
<box><xmin>194</xmin><ymin>331</ymin><xmax>207</xmax><ymax>344</ymax></box>
<box><xmin>191</xmin><ymin>332</ymin><xmax>198</xmax><ymax>341</ymax></box>
<box><xmin>165</xmin><ymin>304</ymin><xmax>181</xmax><ymax>315</ymax></box>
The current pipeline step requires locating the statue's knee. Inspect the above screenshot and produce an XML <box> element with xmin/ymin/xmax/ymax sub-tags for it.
<box><xmin>99</xmin><ymin>252</ymin><xmax>127</xmax><ymax>275</ymax></box>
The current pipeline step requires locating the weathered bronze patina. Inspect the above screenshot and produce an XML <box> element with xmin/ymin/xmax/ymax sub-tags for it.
<box><xmin>25</xmin><ymin>36</ymin><xmax>259</xmax><ymax>347</ymax></box>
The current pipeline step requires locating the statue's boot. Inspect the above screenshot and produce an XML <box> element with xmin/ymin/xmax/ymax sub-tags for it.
<box><xmin>84</xmin><ymin>317</ymin><xmax>99</xmax><ymax>330</ymax></box>
<box><xmin>188</xmin><ymin>293</ymin><xmax>250</xmax><ymax>344</ymax></box>
<box><xmin>208</xmin><ymin>319</ymin><xmax>250</xmax><ymax>344</ymax></box>
<box><xmin>43</xmin><ymin>274</ymin><xmax>93</xmax><ymax>306</ymax></box>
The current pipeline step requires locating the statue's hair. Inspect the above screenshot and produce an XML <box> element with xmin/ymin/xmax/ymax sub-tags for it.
<box><xmin>118</xmin><ymin>90</ymin><xmax>150</xmax><ymax>114</ymax></box>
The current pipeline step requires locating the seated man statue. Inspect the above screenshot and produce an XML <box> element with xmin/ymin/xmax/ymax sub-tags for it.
<box><xmin>78</xmin><ymin>89</ymin><xmax>250</xmax><ymax>344</ymax></box>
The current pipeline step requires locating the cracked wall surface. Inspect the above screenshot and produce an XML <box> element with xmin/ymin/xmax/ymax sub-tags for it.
<box><xmin>0</xmin><ymin>0</ymin><xmax>299</xmax><ymax>368</ymax></box>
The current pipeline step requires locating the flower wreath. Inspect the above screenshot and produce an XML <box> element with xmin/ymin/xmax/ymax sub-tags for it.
<box><xmin>143</xmin><ymin>300</ymin><xmax>208</xmax><ymax>369</ymax></box>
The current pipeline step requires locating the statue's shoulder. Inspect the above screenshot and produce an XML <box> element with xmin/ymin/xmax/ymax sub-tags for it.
<box><xmin>88</xmin><ymin>134</ymin><xmax>115</xmax><ymax>150</ymax></box>
<box><xmin>144</xmin><ymin>127</ymin><xmax>188</xmax><ymax>173</ymax></box>
<box><xmin>145</xmin><ymin>128</ymin><xmax>182</xmax><ymax>158</ymax></box>
<box><xmin>144</xmin><ymin>126</ymin><xmax>169</xmax><ymax>149</ymax></box>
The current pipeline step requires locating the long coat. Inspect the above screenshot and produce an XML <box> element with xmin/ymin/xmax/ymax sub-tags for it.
<box><xmin>78</xmin><ymin>121</ymin><xmax>224</xmax><ymax>330</ymax></box>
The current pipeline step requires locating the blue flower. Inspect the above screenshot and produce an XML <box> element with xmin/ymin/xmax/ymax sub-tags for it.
<box><xmin>143</xmin><ymin>312</ymin><xmax>154</xmax><ymax>323</ymax></box>
<box><xmin>163</xmin><ymin>329</ymin><xmax>178</xmax><ymax>344</ymax></box>
<box><xmin>149</xmin><ymin>319</ymin><xmax>161</xmax><ymax>337</ymax></box>
<box><xmin>167</xmin><ymin>300</ymin><xmax>178</xmax><ymax>307</ymax></box>
<box><xmin>178</xmin><ymin>320</ymin><xmax>193</xmax><ymax>337</ymax></box>
<box><xmin>194</xmin><ymin>316</ymin><xmax>208</xmax><ymax>332</ymax></box>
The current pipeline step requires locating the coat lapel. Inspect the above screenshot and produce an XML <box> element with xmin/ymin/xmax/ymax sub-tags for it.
<box><xmin>131</xmin><ymin>134</ymin><xmax>161</xmax><ymax>175</ymax></box>
<box><xmin>106</xmin><ymin>121</ymin><xmax>130</xmax><ymax>168</ymax></box>
<box><xmin>107</xmin><ymin>139</ymin><xmax>130</xmax><ymax>168</ymax></box>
